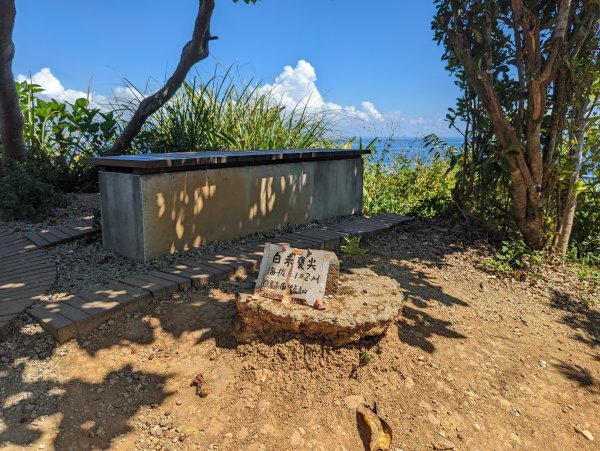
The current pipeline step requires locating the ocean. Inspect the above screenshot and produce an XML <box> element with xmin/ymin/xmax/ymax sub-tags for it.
<box><xmin>344</xmin><ymin>136</ymin><xmax>464</xmax><ymax>162</ymax></box>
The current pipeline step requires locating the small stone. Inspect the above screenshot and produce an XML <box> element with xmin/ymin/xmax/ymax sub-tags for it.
<box><xmin>344</xmin><ymin>395</ymin><xmax>365</xmax><ymax>410</ymax></box>
<box><xmin>290</xmin><ymin>430</ymin><xmax>302</xmax><ymax>447</ymax></box>
<box><xmin>433</xmin><ymin>437</ymin><xmax>455</xmax><ymax>450</ymax></box>
<box><xmin>580</xmin><ymin>430</ymin><xmax>594</xmax><ymax>441</ymax></box>
<box><xmin>259</xmin><ymin>424</ymin><xmax>276</xmax><ymax>436</ymax></box>
<box><xmin>176</xmin><ymin>401</ymin><xmax>182</xmax><ymax>405</ymax></box>
<box><xmin>538</xmin><ymin>360</ymin><xmax>547</xmax><ymax>369</ymax></box>
<box><xmin>427</xmin><ymin>413</ymin><xmax>441</xmax><ymax>426</ymax></box>
<box><xmin>176</xmin><ymin>424</ymin><xmax>199</xmax><ymax>435</ymax></box>
<box><xmin>38</xmin><ymin>445</ymin><xmax>45</xmax><ymax>449</ymax></box>
<box><xmin>473</xmin><ymin>423</ymin><xmax>481</xmax><ymax>431</ymax></box>
<box><xmin>362</xmin><ymin>289</ymin><xmax>368</xmax><ymax>294</ymax></box>
<box><xmin>404</xmin><ymin>377</ymin><xmax>415</xmax><ymax>389</ymax></box>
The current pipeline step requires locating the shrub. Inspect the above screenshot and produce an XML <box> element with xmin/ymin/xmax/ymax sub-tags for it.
<box><xmin>362</xmin><ymin>139</ymin><xmax>455</xmax><ymax>218</ymax></box>
<box><xmin>0</xmin><ymin>162</ymin><xmax>63</xmax><ymax>221</ymax></box>
<box><xmin>16</xmin><ymin>81</ymin><xmax>118</xmax><ymax>190</ymax></box>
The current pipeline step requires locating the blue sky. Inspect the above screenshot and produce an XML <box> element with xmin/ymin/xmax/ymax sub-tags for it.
<box><xmin>13</xmin><ymin>0</ymin><xmax>461</xmax><ymax>137</ymax></box>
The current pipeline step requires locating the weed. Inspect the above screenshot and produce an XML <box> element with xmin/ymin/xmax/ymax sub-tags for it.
<box><xmin>340</xmin><ymin>236</ymin><xmax>367</xmax><ymax>257</ymax></box>
<box><xmin>360</xmin><ymin>350</ymin><xmax>372</xmax><ymax>365</ymax></box>
<box><xmin>482</xmin><ymin>239</ymin><xmax>546</xmax><ymax>276</ymax></box>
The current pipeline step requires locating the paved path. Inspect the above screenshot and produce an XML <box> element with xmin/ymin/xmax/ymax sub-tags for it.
<box><xmin>0</xmin><ymin>231</ymin><xmax>56</xmax><ymax>335</ymax></box>
<box><xmin>27</xmin><ymin>214</ymin><xmax>411</xmax><ymax>342</ymax></box>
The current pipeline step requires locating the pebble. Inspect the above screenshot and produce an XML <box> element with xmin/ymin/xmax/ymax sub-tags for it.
<box><xmin>433</xmin><ymin>437</ymin><xmax>455</xmax><ymax>450</ymax></box>
<box><xmin>538</xmin><ymin>360</ymin><xmax>547</xmax><ymax>369</ymax></box>
<box><xmin>343</xmin><ymin>395</ymin><xmax>365</xmax><ymax>410</ymax></box>
<box><xmin>580</xmin><ymin>430</ymin><xmax>594</xmax><ymax>441</ymax></box>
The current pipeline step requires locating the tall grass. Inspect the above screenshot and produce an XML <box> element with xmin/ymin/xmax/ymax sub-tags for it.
<box><xmin>120</xmin><ymin>68</ymin><xmax>336</xmax><ymax>153</ymax></box>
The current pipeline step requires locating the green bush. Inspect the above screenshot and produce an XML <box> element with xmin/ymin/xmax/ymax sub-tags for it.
<box><xmin>362</xmin><ymin>140</ymin><xmax>455</xmax><ymax>218</ymax></box>
<box><xmin>569</xmin><ymin>189</ymin><xmax>600</xmax><ymax>267</ymax></box>
<box><xmin>482</xmin><ymin>239</ymin><xmax>545</xmax><ymax>276</ymax></box>
<box><xmin>0</xmin><ymin>162</ymin><xmax>63</xmax><ymax>221</ymax></box>
<box><xmin>16</xmin><ymin>81</ymin><xmax>118</xmax><ymax>190</ymax></box>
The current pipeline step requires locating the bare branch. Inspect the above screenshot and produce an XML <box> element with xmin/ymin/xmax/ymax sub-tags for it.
<box><xmin>107</xmin><ymin>0</ymin><xmax>216</xmax><ymax>156</ymax></box>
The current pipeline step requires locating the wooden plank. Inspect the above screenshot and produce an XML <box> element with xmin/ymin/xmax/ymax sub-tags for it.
<box><xmin>23</xmin><ymin>232</ymin><xmax>53</xmax><ymax>247</ymax></box>
<box><xmin>148</xmin><ymin>270</ymin><xmax>192</xmax><ymax>290</ymax></box>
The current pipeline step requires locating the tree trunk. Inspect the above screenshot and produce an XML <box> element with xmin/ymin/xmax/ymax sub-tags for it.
<box><xmin>0</xmin><ymin>0</ymin><xmax>26</xmax><ymax>165</ymax></box>
<box><xmin>107</xmin><ymin>0</ymin><xmax>215</xmax><ymax>156</ymax></box>
<box><xmin>555</xmin><ymin>97</ymin><xmax>589</xmax><ymax>255</ymax></box>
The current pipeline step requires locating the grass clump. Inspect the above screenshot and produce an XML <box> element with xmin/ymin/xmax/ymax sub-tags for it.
<box><xmin>340</xmin><ymin>236</ymin><xmax>367</xmax><ymax>258</ymax></box>
<box><xmin>123</xmin><ymin>68</ymin><xmax>335</xmax><ymax>153</ymax></box>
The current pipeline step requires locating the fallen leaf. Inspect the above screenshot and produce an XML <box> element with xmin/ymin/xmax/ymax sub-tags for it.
<box><xmin>357</xmin><ymin>403</ymin><xmax>392</xmax><ymax>451</ymax></box>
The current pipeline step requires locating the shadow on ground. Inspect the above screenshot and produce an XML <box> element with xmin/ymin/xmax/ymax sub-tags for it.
<box><xmin>348</xmin><ymin>221</ymin><xmax>468</xmax><ymax>354</ymax></box>
<box><xmin>0</xmin><ymin>286</ymin><xmax>235</xmax><ymax>449</ymax></box>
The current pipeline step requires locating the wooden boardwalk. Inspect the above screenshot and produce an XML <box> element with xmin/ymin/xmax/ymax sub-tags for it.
<box><xmin>23</xmin><ymin>219</ymin><xmax>98</xmax><ymax>248</ymax></box>
<box><xmin>27</xmin><ymin>214</ymin><xmax>411</xmax><ymax>342</ymax></box>
<box><xmin>0</xmin><ymin>231</ymin><xmax>56</xmax><ymax>335</ymax></box>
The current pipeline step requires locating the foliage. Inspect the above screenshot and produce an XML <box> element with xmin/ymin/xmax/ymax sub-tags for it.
<box><xmin>569</xmin><ymin>189</ymin><xmax>600</xmax><ymax>267</ymax></box>
<box><xmin>431</xmin><ymin>0</ymin><xmax>600</xmax><ymax>250</ymax></box>
<box><xmin>120</xmin><ymin>69</ymin><xmax>335</xmax><ymax>153</ymax></box>
<box><xmin>362</xmin><ymin>138</ymin><xmax>455</xmax><ymax>219</ymax></box>
<box><xmin>482</xmin><ymin>239</ymin><xmax>545</xmax><ymax>276</ymax></box>
<box><xmin>16</xmin><ymin>81</ymin><xmax>118</xmax><ymax>190</ymax></box>
<box><xmin>340</xmin><ymin>235</ymin><xmax>367</xmax><ymax>258</ymax></box>
<box><xmin>0</xmin><ymin>161</ymin><xmax>63</xmax><ymax>220</ymax></box>
<box><xmin>359</xmin><ymin>350</ymin><xmax>372</xmax><ymax>365</ymax></box>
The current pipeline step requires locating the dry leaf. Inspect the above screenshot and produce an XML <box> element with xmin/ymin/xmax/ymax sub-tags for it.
<box><xmin>357</xmin><ymin>403</ymin><xmax>393</xmax><ymax>451</ymax></box>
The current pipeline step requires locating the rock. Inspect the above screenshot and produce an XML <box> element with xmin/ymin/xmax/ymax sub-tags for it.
<box><xmin>538</xmin><ymin>360</ymin><xmax>547</xmax><ymax>369</ymax></box>
<box><xmin>234</xmin><ymin>287</ymin><xmax>403</xmax><ymax>347</ymax></box>
<box><xmin>433</xmin><ymin>437</ymin><xmax>455</xmax><ymax>450</ymax></box>
<box><xmin>290</xmin><ymin>430</ymin><xmax>302</xmax><ymax>447</ymax></box>
<box><xmin>404</xmin><ymin>377</ymin><xmax>415</xmax><ymax>389</ymax></box>
<box><xmin>259</xmin><ymin>424</ymin><xmax>276</xmax><ymax>436</ymax></box>
<box><xmin>344</xmin><ymin>395</ymin><xmax>365</xmax><ymax>410</ymax></box>
<box><xmin>580</xmin><ymin>430</ymin><xmax>594</xmax><ymax>441</ymax></box>
<box><xmin>254</xmin><ymin>369</ymin><xmax>271</xmax><ymax>383</ymax></box>
<box><xmin>176</xmin><ymin>424</ymin><xmax>200</xmax><ymax>435</ymax></box>
<box><xmin>427</xmin><ymin>413</ymin><xmax>441</xmax><ymax>426</ymax></box>
<box><xmin>237</xmin><ymin>427</ymin><xmax>249</xmax><ymax>441</ymax></box>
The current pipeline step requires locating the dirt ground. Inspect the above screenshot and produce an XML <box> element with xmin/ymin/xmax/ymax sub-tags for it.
<box><xmin>1</xmin><ymin>222</ymin><xmax>599</xmax><ymax>450</ymax></box>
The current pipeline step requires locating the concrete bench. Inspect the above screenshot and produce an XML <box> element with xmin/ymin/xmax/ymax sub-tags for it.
<box><xmin>90</xmin><ymin>149</ymin><xmax>369</xmax><ymax>262</ymax></box>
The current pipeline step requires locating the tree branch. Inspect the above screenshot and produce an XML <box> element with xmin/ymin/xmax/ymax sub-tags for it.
<box><xmin>107</xmin><ymin>0</ymin><xmax>216</xmax><ymax>156</ymax></box>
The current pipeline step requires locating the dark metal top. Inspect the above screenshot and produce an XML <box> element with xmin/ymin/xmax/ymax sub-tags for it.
<box><xmin>89</xmin><ymin>149</ymin><xmax>369</xmax><ymax>174</ymax></box>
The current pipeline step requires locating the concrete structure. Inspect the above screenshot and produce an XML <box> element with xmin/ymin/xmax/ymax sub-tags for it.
<box><xmin>90</xmin><ymin>150</ymin><xmax>369</xmax><ymax>261</ymax></box>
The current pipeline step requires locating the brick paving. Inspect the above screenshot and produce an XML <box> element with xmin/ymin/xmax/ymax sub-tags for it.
<box><xmin>0</xmin><ymin>231</ymin><xmax>56</xmax><ymax>335</ymax></box>
<box><xmin>26</xmin><ymin>214</ymin><xmax>411</xmax><ymax>342</ymax></box>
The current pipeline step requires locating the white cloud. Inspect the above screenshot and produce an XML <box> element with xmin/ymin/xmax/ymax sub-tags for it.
<box><xmin>261</xmin><ymin>60</ymin><xmax>385</xmax><ymax>127</ymax></box>
<box><xmin>262</xmin><ymin>60</ymin><xmax>455</xmax><ymax>137</ymax></box>
<box><xmin>16</xmin><ymin>68</ymin><xmax>110</xmax><ymax>108</ymax></box>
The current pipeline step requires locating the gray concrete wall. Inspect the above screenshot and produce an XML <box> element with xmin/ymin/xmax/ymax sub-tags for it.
<box><xmin>100</xmin><ymin>171</ymin><xmax>146</xmax><ymax>259</ymax></box>
<box><xmin>101</xmin><ymin>158</ymin><xmax>363</xmax><ymax>261</ymax></box>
